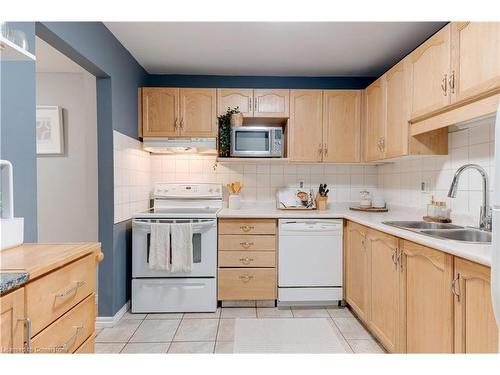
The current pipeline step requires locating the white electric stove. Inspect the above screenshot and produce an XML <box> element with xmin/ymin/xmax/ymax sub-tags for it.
<box><xmin>131</xmin><ymin>183</ymin><xmax>222</xmax><ymax>313</ymax></box>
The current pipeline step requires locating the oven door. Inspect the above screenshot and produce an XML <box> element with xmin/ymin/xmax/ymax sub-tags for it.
<box><xmin>132</xmin><ymin>218</ymin><xmax>217</xmax><ymax>278</ymax></box>
<box><xmin>231</xmin><ymin>128</ymin><xmax>272</xmax><ymax>157</ymax></box>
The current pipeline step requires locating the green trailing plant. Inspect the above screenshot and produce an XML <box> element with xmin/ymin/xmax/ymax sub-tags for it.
<box><xmin>217</xmin><ymin>106</ymin><xmax>240</xmax><ymax>157</ymax></box>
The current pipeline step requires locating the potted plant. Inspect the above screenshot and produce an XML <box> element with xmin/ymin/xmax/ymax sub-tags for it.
<box><xmin>217</xmin><ymin>107</ymin><xmax>240</xmax><ymax>157</ymax></box>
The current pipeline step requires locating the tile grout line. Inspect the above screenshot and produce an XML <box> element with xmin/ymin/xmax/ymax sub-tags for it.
<box><xmin>119</xmin><ymin>315</ymin><xmax>147</xmax><ymax>353</ymax></box>
<box><xmin>213</xmin><ymin>311</ymin><xmax>222</xmax><ymax>353</ymax></box>
<box><xmin>166</xmin><ymin>313</ymin><xmax>185</xmax><ymax>353</ymax></box>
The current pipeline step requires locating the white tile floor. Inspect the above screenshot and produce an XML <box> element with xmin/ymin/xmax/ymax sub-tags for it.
<box><xmin>95</xmin><ymin>306</ymin><xmax>385</xmax><ymax>354</ymax></box>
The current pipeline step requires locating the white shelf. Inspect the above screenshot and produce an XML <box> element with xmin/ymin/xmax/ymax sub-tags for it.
<box><xmin>0</xmin><ymin>36</ymin><xmax>36</xmax><ymax>61</ymax></box>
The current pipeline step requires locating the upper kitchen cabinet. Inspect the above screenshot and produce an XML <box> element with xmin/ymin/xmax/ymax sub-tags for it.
<box><xmin>289</xmin><ymin>90</ymin><xmax>323</xmax><ymax>162</ymax></box>
<box><xmin>364</xmin><ymin>77</ymin><xmax>386</xmax><ymax>162</ymax></box>
<box><xmin>454</xmin><ymin>258</ymin><xmax>499</xmax><ymax>353</ymax></box>
<box><xmin>409</xmin><ymin>24</ymin><xmax>451</xmax><ymax>119</ymax></box>
<box><xmin>253</xmin><ymin>89</ymin><xmax>290</xmax><ymax>118</ymax></box>
<box><xmin>179</xmin><ymin>88</ymin><xmax>217</xmax><ymax>137</ymax></box>
<box><xmin>322</xmin><ymin>90</ymin><xmax>362</xmax><ymax>163</ymax></box>
<box><xmin>141</xmin><ymin>88</ymin><xmax>180</xmax><ymax>137</ymax></box>
<box><xmin>450</xmin><ymin>22</ymin><xmax>500</xmax><ymax>103</ymax></box>
<box><xmin>217</xmin><ymin>88</ymin><xmax>253</xmax><ymax>117</ymax></box>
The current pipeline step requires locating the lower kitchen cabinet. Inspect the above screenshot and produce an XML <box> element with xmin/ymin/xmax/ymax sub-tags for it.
<box><xmin>0</xmin><ymin>287</ymin><xmax>25</xmax><ymax>353</ymax></box>
<box><xmin>401</xmin><ymin>241</ymin><xmax>454</xmax><ymax>353</ymax></box>
<box><xmin>344</xmin><ymin>221</ymin><xmax>370</xmax><ymax>322</ymax></box>
<box><xmin>366</xmin><ymin>229</ymin><xmax>402</xmax><ymax>353</ymax></box>
<box><xmin>454</xmin><ymin>258</ymin><xmax>499</xmax><ymax>353</ymax></box>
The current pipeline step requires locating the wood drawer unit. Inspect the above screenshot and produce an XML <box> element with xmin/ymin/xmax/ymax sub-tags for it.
<box><xmin>219</xmin><ymin>251</ymin><xmax>276</xmax><ymax>268</ymax></box>
<box><xmin>218</xmin><ymin>268</ymin><xmax>277</xmax><ymax>300</ymax></box>
<box><xmin>218</xmin><ymin>235</ymin><xmax>276</xmax><ymax>251</ymax></box>
<box><xmin>74</xmin><ymin>334</ymin><xmax>95</xmax><ymax>354</ymax></box>
<box><xmin>31</xmin><ymin>294</ymin><xmax>95</xmax><ymax>354</ymax></box>
<box><xmin>26</xmin><ymin>254</ymin><xmax>96</xmax><ymax>336</ymax></box>
<box><xmin>218</xmin><ymin>219</ymin><xmax>276</xmax><ymax>235</ymax></box>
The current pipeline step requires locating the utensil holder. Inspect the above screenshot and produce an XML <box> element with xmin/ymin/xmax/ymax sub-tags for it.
<box><xmin>315</xmin><ymin>194</ymin><xmax>328</xmax><ymax>210</ymax></box>
<box><xmin>228</xmin><ymin>194</ymin><xmax>242</xmax><ymax>210</ymax></box>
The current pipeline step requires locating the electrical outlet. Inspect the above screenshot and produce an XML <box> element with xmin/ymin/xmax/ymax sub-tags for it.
<box><xmin>421</xmin><ymin>179</ymin><xmax>431</xmax><ymax>193</ymax></box>
<box><xmin>299</xmin><ymin>181</ymin><xmax>304</xmax><ymax>189</ymax></box>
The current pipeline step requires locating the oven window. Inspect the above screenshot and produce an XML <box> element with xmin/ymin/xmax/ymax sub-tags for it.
<box><xmin>146</xmin><ymin>233</ymin><xmax>202</xmax><ymax>264</ymax></box>
<box><xmin>235</xmin><ymin>131</ymin><xmax>269</xmax><ymax>151</ymax></box>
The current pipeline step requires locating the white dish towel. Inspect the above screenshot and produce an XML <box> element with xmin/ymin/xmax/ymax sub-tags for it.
<box><xmin>171</xmin><ymin>223</ymin><xmax>193</xmax><ymax>272</ymax></box>
<box><xmin>148</xmin><ymin>223</ymin><xmax>171</xmax><ymax>270</ymax></box>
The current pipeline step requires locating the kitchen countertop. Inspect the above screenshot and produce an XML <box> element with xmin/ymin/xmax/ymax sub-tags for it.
<box><xmin>0</xmin><ymin>242</ymin><xmax>102</xmax><ymax>295</ymax></box>
<box><xmin>0</xmin><ymin>272</ymin><xmax>29</xmax><ymax>294</ymax></box>
<box><xmin>218</xmin><ymin>202</ymin><xmax>492</xmax><ymax>267</ymax></box>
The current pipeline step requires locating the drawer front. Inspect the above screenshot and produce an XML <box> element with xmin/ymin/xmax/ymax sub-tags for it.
<box><xmin>219</xmin><ymin>251</ymin><xmax>276</xmax><ymax>268</ymax></box>
<box><xmin>219</xmin><ymin>219</ymin><xmax>276</xmax><ymax>235</ymax></box>
<box><xmin>218</xmin><ymin>235</ymin><xmax>276</xmax><ymax>251</ymax></box>
<box><xmin>31</xmin><ymin>294</ymin><xmax>95</xmax><ymax>354</ymax></box>
<box><xmin>26</xmin><ymin>254</ymin><xmax>96</xmax><ymax>336</ymax></box>
<box><xmin>74</xmin><ymin>334</ymin><xmax>95</xmax><ymax>354</ymax></box>
<box><xmin>218</xmin><ymin>268</ymin><xmax>276</xmax><ymax>300</ymax></box>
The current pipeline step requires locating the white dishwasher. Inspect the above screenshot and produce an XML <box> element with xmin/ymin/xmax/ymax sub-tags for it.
<box><xmin>278</xmin><ymin>219</ymin><xmax>343</xmax><ymax>306</ymax></box>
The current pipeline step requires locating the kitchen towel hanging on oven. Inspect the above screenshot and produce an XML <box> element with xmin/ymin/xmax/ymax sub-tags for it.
<box><xmin>171</xmin><ymin>223</ymin><xmax>194</xmax><ymax>272</ymax></box>
<box><xmin>149</xmin><ymin>223</ymin><xmax>171</xmax><ymax>270</ymax></box>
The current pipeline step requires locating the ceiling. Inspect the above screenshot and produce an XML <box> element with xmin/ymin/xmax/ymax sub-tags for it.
<box><xmin>35</xmin><ymin>36</ymin><xmax>86</xmax><ymax>73</ymax></box>
<box><xmin>104</xmin><ymin>22</ymin><xmax>446</xmax><ymax>76</ymax></box>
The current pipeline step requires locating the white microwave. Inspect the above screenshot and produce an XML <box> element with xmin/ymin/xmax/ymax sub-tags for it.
<box><xmin>230</xmin><ymin>126</ymin><xmax>283</xmax><ymax>157</ymax></box>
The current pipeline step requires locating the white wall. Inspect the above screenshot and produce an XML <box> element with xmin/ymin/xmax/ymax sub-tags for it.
<box><xmin>36</xmin><ymin>72</ymin><xmax>98</xmax><ymax>242</ymax></box>
<box><xmin>378</xmin><ymin>117</ymin><xmax>495</xmax><ymax>223</ymax></box>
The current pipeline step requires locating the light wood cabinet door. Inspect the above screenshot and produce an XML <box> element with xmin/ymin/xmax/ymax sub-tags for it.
<box><xmin>454</xmin><ymin>258</ymin><xmax>499</xmax><ymax>353</ymax></box>
<box><xmin>217</xmin><ymin>88</ymin><xmax>253</xmax><ymax>116</ymax></box>
<box><xmin>409</xmin><ymin>24</ymin><xmax>451</xmax><ymax>119</ymax></box>
<box><xmin>253</xmin><ymin>89</ymin><xmax>290</xmax><ymax>118</ymax></box>
<box><xmin>142</xmin><ymin>88</ymin><xmax>179</xmax><ymax>137</ymax></box>
<box><xmin>367</xmin><ymin>229</ymin><xmax>401</xmax><ymax>353</ymax></box>
<box><xmin>322</xmin><ymin>90</ymin><xmax>361</xmax><ymax>162</ymax></box>
<box><xmin>179</xmin><ymin>88</ymin><xmax>217</xmax><ymax>137</ymax></box>
<box><xmin>0</xmin><ymin>287</ymin><xmax>25</xmax><ymax>353</ymax></box>
<box><xmin>385</xmin><ymin>60</ymin><xmax>410</xmax><ymax>158</ymax></box>
<box><xmin>344</xmin><ymin>221</ymin><xmax>370</xmax><ymax>322</ymax></box>
<box><xmin>289</xmin><ymin>90</ymin><xmax>323</xmax><ymax>162</ymax></box>
<box><xmin>364</xmin><ymin>78</ymin><xmax>385</xmax><ymax>161</ymax></box>
<box><xmin>451</xmin><ymin>22</ymin><xmax>500</xmax><ymax>103</ymax></box>
<box><xmin>402</xmin><ymin>241</ymin><xmax>454</xmax><ymax>353</ymax></box>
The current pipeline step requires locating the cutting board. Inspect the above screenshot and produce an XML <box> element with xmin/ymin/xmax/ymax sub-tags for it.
<box><xmin>349</xmin><ymin>205</ymin><xmax>388</xmax><ymax>212</ymax></box>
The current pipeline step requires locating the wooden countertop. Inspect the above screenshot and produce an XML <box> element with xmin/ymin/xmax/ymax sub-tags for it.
<box><xmin>0</xmin><ymin>242</ymin><xmax>102</xmax><ymax>281</ymax></box>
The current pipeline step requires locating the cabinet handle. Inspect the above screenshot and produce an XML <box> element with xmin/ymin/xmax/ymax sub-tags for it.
<box><xmin>318</xmin><ymin>143</ymin><xmax>323</xmax><ymax>155</ymax></box>
<box><xmin>254</xmin><ymin>98</ymin><xmax>258</xmax><ymax>112</ymax></box>
<box><xmin>239</xmin><ymin>257</ymin><xmax>254</xmax><ymax>265</ymax></box>
<box><xmin>174</xmin><ymin>117</ymin><xmax>179</xmax><ymax>130</ymax></box>
<box><xmin>238</xmin><ymin>274</ymin><xmax>254</xmax><ymax>283</ymax></box>
<box><xmin>448</xmin><ymin>70</ymin><xmax>455</xmax><ymax>94</ymax></box>
<box><xmin>324</xmin><ymin>143</ymin><xmax>328</xmax><ymax>156</ymax></box>
<box><xmin>55</xmin><ymin>281</ymin><xmax>86</xmax><ymax>299</ymax></box>
<box><xmin>381</xmin><ymin>137</ymin><xmax>385</xmax><ymax>151</ymax></box>
<box><xmin>180</xmin><ymin>118</ymin><xmax>184</xmax><ymax>130</ymax></box>
<box><xmin>51</xmin><ymin>325</ymin><xmax>85</xmax><ymax>353</ymax></box>
<box><xmin>391</xmin><ymin>249</ymin><xmax>398</xmax><ymax>269</ymax></box>
<box><xmin>451</xmin><ymin>274</ymin><xmax>460</xmax><ymax>301</ymax></box>
<box><xmin>240</xmin><ymin>225</ymin><xmax>254</xmax><ymax>232</ymax></box>
<box><xmin>18</xmin><ymin>318</ymin><xmax>31</xmax><ymax>353</ymax></box>
<box><xmin>239</xmin><ymin>242</ymin><xmax>254</xmax><ymax>249</ymax></box>
<box><xmin>249</xmin><ymin>98</ymin><xmax>252</xmax><ymax>112</ymax></box>
<box><xmin>441</xmin><ymin>74</ymin><xmax>448</xmax><ymax>96</ymax></box>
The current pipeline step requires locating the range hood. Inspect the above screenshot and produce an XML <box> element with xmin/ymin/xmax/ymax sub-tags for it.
<box><xmin>142</xmin><ymin>137</ymin><xmax>217</xmax><ymax>154</ymax></box>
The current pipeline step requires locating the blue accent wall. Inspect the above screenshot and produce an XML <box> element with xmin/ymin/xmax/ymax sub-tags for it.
<box><xmin>36</xmin><ymin>22</ymin><xmax>148</xmax><ymax>317</ymax></box>
<box><xmin>0</xmin><ymin>22</ymin><xmax>37</xmax><ymax>242</ymax></box>
<box><xmin>148</xmin><ymin>74</ymin><xmax>376</xmax><ymax>89</ymax></box>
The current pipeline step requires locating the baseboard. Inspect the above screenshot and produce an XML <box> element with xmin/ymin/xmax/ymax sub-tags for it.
<box><xmin>96</xmin><ymin>301</ymin><xmax>130</xmax><ymax>328</ymax></box>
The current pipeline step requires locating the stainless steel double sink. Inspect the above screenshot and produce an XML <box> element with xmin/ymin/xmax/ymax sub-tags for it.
<box><xmin>382</xmin><ymin>221</ymin><xmax>491</xmax><ymax>244</ymax></box>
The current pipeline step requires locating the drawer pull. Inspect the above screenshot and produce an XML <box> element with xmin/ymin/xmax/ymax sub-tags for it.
<box><xmin>18</xmin><ymin>318</ymin><xmax>31</xmax><ymax>353</ymax></box>
<box><xmin>240</xmin><ymin>225</ymin><xmax>254</xmax><ymax>232</ymax></box>
<box><xmin>238</xmin><ymin>274</ymin><xmax>254</xmax><ymax>283</ymax></box>
<box><xmin>239</xmin><ymin>257</ymin><xmax>254</xmax><ymax>265</ymax></box>
<box><xmin>51</xmin><ymin>324</ymin><xmax>85</xmax><ymax>353</ymax></box>
<box><xmin>239</xmin><ymin>242</ymin><xmax>254</xmax><ymax>249</ymax></box>
<box><xmin>55</xmin><ymin>281</ymin><xmax>86</xmax><ymax>299</ymax></box>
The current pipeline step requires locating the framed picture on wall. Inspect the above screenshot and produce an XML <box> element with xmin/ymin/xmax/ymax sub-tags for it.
<box><xmin>36</xmin><ymin>105</ymin><xmax>64</xmax><ymax>155</ymax></box>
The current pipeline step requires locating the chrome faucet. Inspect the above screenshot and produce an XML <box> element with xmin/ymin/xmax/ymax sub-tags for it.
<box><xmin>448</xmin><ymin>164</ymin><xmax>492</xmax><ymax>231</ymax></box>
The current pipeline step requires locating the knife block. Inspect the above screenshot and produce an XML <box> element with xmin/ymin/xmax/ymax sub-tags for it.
<box><xmin>315</xmin><ymin>194</ymin><xmax>328</xmax><ymax>210</ymax></box>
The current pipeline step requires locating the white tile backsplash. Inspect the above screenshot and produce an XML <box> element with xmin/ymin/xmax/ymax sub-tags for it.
<box><xmin>113</xmin><ymin>131</ymin><xmax>151</xmax><ymax>223</ymax></box>
<box><xmin>378</xmin><ymin>117</ymin><xmax>495</xmax><ymax>222</ymax></box>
